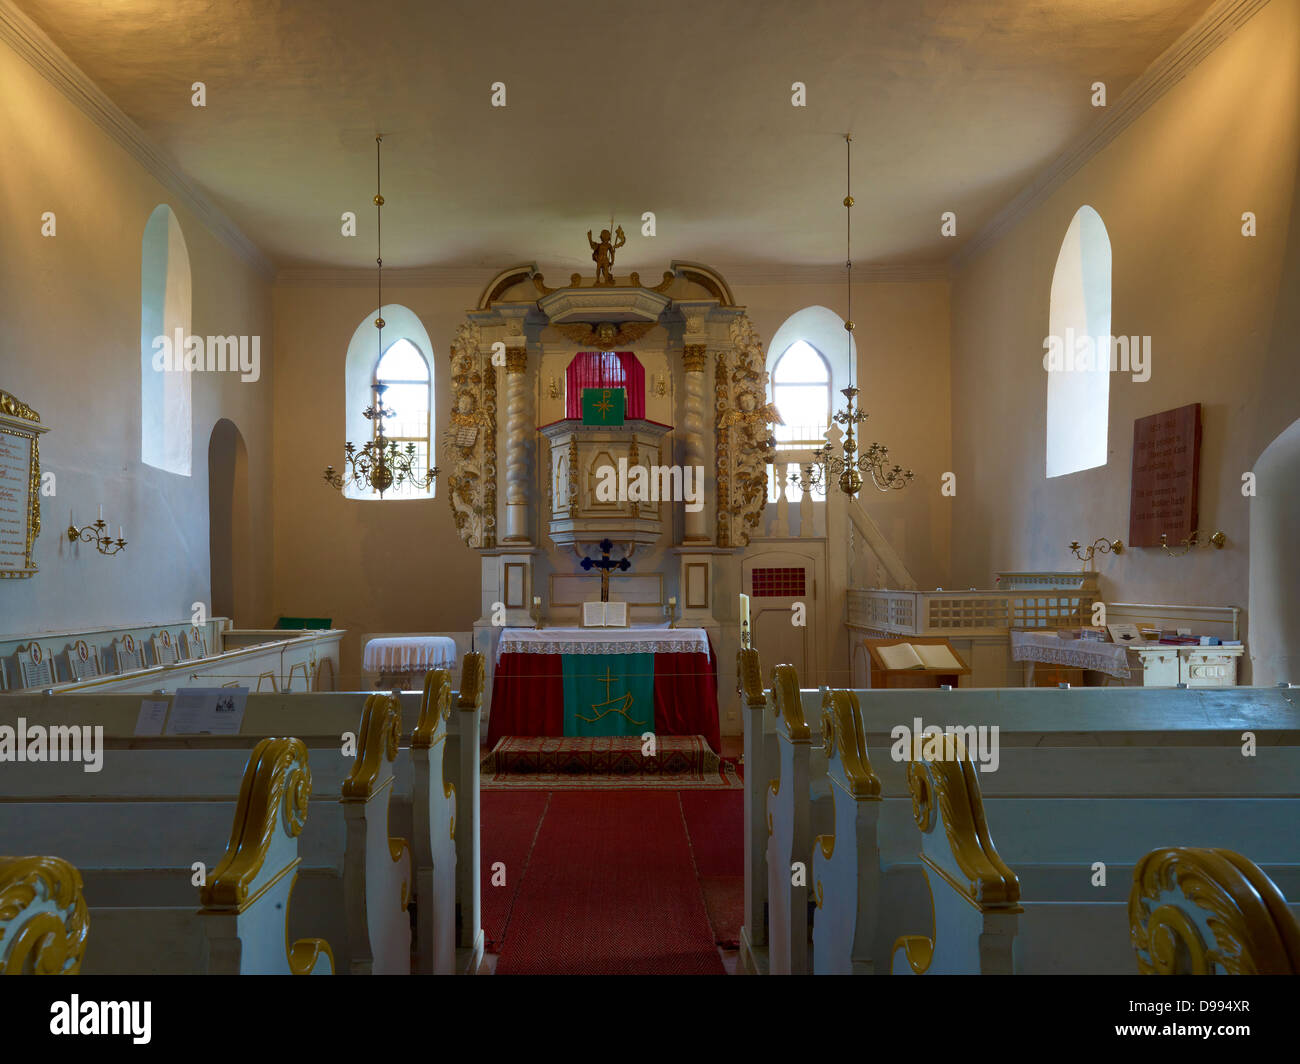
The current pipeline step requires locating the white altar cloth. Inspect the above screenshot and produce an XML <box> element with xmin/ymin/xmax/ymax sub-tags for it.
<box><xmin>1010</xmin><ymin>630</ymin><xmax>1131</xmax><ymax>680</ymax></box>
<box><xmin>496</xmin><ymin>627</ymin><xmax>711</xmax><ymax>662</ymax></box>
<box><xmin>363</xmin><ymin>636</ymin><xmax>457</xmax><ymax>673</ymax></box>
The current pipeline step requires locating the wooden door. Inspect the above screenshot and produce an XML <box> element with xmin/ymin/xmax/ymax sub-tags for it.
<box><xmin>744</xmin><ymin>551</ymin><xmax>818</xmax><ymax>687</ymax></box>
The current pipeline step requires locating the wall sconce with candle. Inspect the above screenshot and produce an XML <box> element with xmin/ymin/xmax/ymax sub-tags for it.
<box><xmin>1160</xmin><ymin>530</ymin><xmax>1227</xmax><ymax>557</ymax></box>
<box><xmin>68</xmin><ymin>504</ymin><xmax>126</xmax><ymax>556</ymax></box>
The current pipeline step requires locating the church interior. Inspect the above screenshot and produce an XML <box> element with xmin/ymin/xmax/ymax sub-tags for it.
<box><xmin>2</xmin><ymin>0</ymin><xmax>1300</xmax><ymax>989</ymax></box>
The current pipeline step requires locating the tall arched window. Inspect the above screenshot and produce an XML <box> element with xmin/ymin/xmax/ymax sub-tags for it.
<box><xmin>342</xmin><ymin>304</ymin><xmax>437</xmax><ymax>500</ymax></box>
<box><xmin>372</xmin><ymin>339</ymin><xmax>432</xmax><ymax>500</ymax></box>
<box><xmin>140</xmin><ymin>205</ymin><xmax>192</xmax><ymax>475</ymax></box>
<box><xmin>1046</xmin><ymin>205</ymin><xmax>1112</xmax><ymax>478</ymax></box>
<box><xmin>771</xmin><ymin>340</ymin><xmax>832</xmax><ymax>446</ymax></box>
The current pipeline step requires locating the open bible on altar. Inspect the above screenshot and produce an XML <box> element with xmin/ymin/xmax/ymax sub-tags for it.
<box><xmin>582</xmin><ymin>600</ymin><xmax>628</xmax><ymax>628</ymax></box>
<box><xmin>875</xmin><ymin>641</ymin><xmax>964</xmax><ymax>672</ymax></box>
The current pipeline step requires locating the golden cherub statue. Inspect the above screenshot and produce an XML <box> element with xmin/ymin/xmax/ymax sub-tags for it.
<box><xmin>587</xmin><ymin>225</ymin><xmax>626</xmax><ymax>286</ymax></box>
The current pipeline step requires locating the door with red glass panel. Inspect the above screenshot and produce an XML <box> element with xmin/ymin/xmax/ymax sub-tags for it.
<box><xmin>743</xmin><ymin>552</ymin><xmax>818</xmax><ymax>686</ymax></box>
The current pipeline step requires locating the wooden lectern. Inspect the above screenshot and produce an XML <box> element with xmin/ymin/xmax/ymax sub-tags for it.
<box><xmin>862</xmin><ymin>637</ymin><xmax>971</xmax><ymax>689</ymax></box>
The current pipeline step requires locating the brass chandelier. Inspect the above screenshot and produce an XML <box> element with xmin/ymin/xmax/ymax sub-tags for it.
<box><xmin>324</xmin><ymin>135</ymin><xmax>438</xmax><ymax>499</ymax></box>
<box><xmin>802</xmin><ymin>135</ymin><xmax>913</xmax><ymax>496</ymax></box>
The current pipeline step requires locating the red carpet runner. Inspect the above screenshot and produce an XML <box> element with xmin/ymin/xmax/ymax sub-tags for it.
<box><xmin>483</xmin><ymin>791</ymin><xmax>734</xmax><ymax>974</ymax></box>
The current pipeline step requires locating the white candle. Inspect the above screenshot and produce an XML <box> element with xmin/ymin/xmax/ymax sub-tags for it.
<box><xmin>119</xmin><ymin>526</ymin><xmax>124</xmax><ymax>541</ymax></box>
<box><xmin>668</xmin><ymin>596</ymin><xmax>676</xmax><ymax>607</ymax></box>
<box><xmin>98</xmin><ymin>504</ymin><xmax>103</xmax><ymax>522</ymax></box>
<box><xmin>739</xmin><ymin>593</ymin><xmax>750</xmax><ymax>629</ymax></box>
<box><xmin>533</xmin><ymin>596</ymin><xmax>541</xmax><ymax>607</ymax></box>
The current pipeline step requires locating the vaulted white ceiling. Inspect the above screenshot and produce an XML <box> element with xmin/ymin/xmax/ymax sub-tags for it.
<box><xmin>14</xmin><ymin>0</ymin><xmax>1215</xmax><ymax>274</ymax></box>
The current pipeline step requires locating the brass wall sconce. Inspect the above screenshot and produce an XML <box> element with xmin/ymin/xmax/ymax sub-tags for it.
<box><xmin>1160</xmin><ymin>530</ymin><xmax>1227</xmax><ymax>557</ymax></box>
<box><xmin>68</xmin><ymin>506</ymin><xmax>126</xmax><ymax>556</ymax></box>
<box><xmin>1068</xmin><ymin>537</ymin><xmax>1123</xmax><ymax>567</ymax></box>
<box><xmin>548</xmin><ymin>377</ymin><xmax>560</xmax><ymax>400</ymax></box>
<box><xmin>654</xmin><ymin>373</ymin><xmax>666</xmax><ymax>397</ymax></box>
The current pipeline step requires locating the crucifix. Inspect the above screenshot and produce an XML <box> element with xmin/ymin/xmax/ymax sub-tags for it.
<box><xmin>580</xmin><ymin>538</ymin><xmax>630</xmax><ymax>602</ymax></box>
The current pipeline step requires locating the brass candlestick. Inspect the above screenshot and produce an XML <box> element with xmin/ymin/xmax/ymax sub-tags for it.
<box><xmin>1160</xmin><ymin>530</ymin><xmax>1226</xmax><ymax>557</ymax></box>
<box><xmin>1068</xmin><ymin>537</ymin><xmax>1123</xmax><ymax>569</ymax></box>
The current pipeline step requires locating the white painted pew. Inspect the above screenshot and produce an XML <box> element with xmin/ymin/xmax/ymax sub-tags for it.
<box><xmin>411</xmin><ymin>669</ymin><xmax>457</xmax><ymax>975</ymax></box>
<box><xmin>1129</xmin><ymin>847</ymin><xmax>1300</xmax><ymax>975</ymax></box>
<box><xmin>737</xmin><ymin>648</ymin><xmax>773</xmax><ymax>973</ymax></box>
<box><xmin>888</xmin><ymin>734</ymin><xmax>1300</xmax><ymax>974</ymax></box>
<box><xmin>0</xmin><ymin>855</ymin><xmax>89</xmax><ymax>974</ymax></box>
<box><xmin>0</xmin><ymin>658</ymin><xmax>485</xmax><ymax>974</ymax></box>
<box><xmin>766</xmin><ymin>665</ymin><xmax>833</xmax><ymax>975</ymax></box>
<box><xmin>0</xmin><ymin>739</ymin><xmax>333</xmax><ymax>974</ymax></box>
<box><xmin>199</xmin><ymin>737</ymin><xmax>334</xmax><ymax>974</ymax></box>
<box><xmin>340</xmin><ymin>695</ymin><xmax>412</xmax><ymax>974</ymax></box>
<box><xmin>793</xmin><ymin>684</ymin><xmax>1300</xmax><ymax>975</ymax></box>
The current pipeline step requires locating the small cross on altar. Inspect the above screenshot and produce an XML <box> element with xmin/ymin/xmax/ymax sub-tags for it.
<box><xmin>580</xmin><ymin>538</ymin><xmax>631</xmax><ymax>602</ymax></box>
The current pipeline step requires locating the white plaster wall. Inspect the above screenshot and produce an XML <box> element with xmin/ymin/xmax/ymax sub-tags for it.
<box><xmin>0</xmin><ymin>37</ymin><xmax>275</xmax><ymax>634</ymax></box>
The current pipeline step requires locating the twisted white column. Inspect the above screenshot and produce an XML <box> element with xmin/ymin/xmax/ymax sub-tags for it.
<box><xmin>682</xmin><ymin>344</ymin><xmax>708</xmax><ymax>542</ymax></box>
<box><xmin>503</xmin><ymin>347</ymin><xmax>530</xmax><ymax>542</ymax></box>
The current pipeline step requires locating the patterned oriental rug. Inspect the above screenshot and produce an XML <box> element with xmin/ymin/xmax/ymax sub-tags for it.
<box><xmin>480</xmin><ymin>735</ymin><xmax>741</xmax><ymax>790</ymax></box>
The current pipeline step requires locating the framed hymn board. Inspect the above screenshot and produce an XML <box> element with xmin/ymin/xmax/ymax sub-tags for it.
<box><xmin>0</xmin><ymin>390</ymin><xmax>50</xmax><ymax>579</ymax></box>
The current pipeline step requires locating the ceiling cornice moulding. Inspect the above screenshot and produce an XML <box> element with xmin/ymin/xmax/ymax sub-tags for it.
<box><xmin>0</xmin><ymin>0</ymin><xmax>275</xmax><ymax>278</ymax></box>
<box><xmin>951</xmin><ymin>0</ymin><xmax>1270</xmax><ymax>272</ymax></box>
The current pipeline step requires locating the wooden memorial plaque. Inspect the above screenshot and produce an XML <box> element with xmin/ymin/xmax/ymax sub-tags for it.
<box><xmin>153</xmin><ymin>631</ymin><xmax>178</xmax><ymax>666</ymax></box>
<box><xmin>115</xmin><ymin>634</ymin><xmax>144</xmax><ymax>673</ymax></box>
<box><xmin>1129</xmin><ymin>403</ymin><xmax>1201</xmax><ymax>548</ymax></box>
<box><xmin>68</xmin><ymin>639</ymin><xmax>101</xmax><ymax>681</ymax></box>
<box><xmin>0</xmin><ymin>390</ymin><xmax>49</xmax><ymax>579</ymax></box>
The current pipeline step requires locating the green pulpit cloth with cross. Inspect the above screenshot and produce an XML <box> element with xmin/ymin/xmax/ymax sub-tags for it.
<box><xmin>581</xmin><ymin>387</ymin><xmax>626</xmax><ymax>426</ymax></box>
<box><xmin>561</xmin><ymin>654</ymin><xmax>655</xmax><ymax>737</ymax></box>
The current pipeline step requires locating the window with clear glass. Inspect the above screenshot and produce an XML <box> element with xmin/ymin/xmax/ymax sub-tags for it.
<box><xmin>371</xmin><ymin>338</ymin><xmax>432</xmax><ymax>499</ymax></box>
<box><xmin>771</xmin><ymin>340</ymin><xmax>831</xmax><ymax>448</ymax></box>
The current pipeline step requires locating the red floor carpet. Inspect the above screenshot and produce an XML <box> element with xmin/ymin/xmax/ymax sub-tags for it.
<box><xmin>481</xmin><ymin>790</ymin><xmax>740</xmax><ymax>974</ymax></box>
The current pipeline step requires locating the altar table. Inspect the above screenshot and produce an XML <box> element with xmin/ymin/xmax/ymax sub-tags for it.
<box><xmin>1010</xmin><ymin>630</ymin><xmax>1131</xmax><ymax>683</ymax></box>
<box><xmin>363</xmin><ymin>636</ymin><xmax>457</xmax><ymax>688</ymax></box>
<box><xmin>488</xmin><ymin>627</ymin><xmax>720</xmax><ymax>752</ymax></box>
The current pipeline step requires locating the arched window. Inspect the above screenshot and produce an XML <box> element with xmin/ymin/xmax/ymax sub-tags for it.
<box><xmin>1046</xmin><ymin>205</ymin><xmax>1112</xmax><ymax>478</ymax></box>
<box><xmin>372</xmin><ymin>339</ymin><xmax>432</xmax><ymax>499</ymax></box>
<box><xmin>771</xmin><ymin>340</ymin><xmax>832</xmax><ymax>447</ymax></box>
<box><xmin>140</xmin><ymin>205</ymin><xmax>192</xmax><ymax>475</ymax></box>
<box><xmin>342</xmin><ymin>304</ymin><xmax>437</xmax><ymax>500</ymax></box>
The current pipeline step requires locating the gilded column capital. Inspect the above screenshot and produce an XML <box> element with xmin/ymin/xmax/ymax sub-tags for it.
<box><xmin>682</xmin><ymin>344</ymin><xmax>708</xmax><ymax>373</ymax></box>
<box><xmin>505</xmin><ymin>348</ymin><xmax>528</xmax><ymax>374</ymax></box>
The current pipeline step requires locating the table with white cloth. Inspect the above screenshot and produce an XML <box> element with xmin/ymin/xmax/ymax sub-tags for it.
<box><xmin>363</xmin><ymin>636</ymin><xmax>457</xmax><ymax>689</ymax></box>
<box><xmin>488</xmin><ymin>627</ymin><xmax>720</xmax><ymax>751</ymax></box>
<box><xmin>1009</xmin><ymin>630</ymin><xmax>1131</xmax><ymax>684</ymax></box>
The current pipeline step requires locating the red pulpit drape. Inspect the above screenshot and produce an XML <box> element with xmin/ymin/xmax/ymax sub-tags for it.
<box><xmin>565</xmin><ymin>352</ymin><xmax>646</xmax><ymax>419</ymax></box>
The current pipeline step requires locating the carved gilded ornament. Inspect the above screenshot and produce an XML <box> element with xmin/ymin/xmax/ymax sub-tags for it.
<box><xmin>413</xmin><ymin>669</ymin><xmax>453</xmax><ymax>749</ymax></box>
<box><xmin>1129</xmin><ymin>847</ymin><xmax>1300</xmax><ymax>975</ymax></box>
<box><xmin>200</xmin><ymin>737</ymin><xmax>312</xmax><ymax>911</ymax></box>
<box><xmin>682</xmin><ymin>344</ymin><xmax>708</xmax><ymax>374</ymax></box>
<box><xmin>770</xmin><ymin>663</ymin><xmax>810</xmax><ymax>742</ymax></box>
<box><xmin>821</xmin><ymin>690</ymin><xmax>881</xmax><ymax>799</ymax></box>
<box><xmin>457</xmin><ymin>652</ymin><xmax>486</xmax><ymax>711</ymax></box>
<box><xmin>736</xmin><ymin>647</ymin><xmax>765</xmax><ymax>708</ymax></box>
<box><xmin>443</xmin><ymin>321</ymin><xmax>497</xmax><ymax>549</ymax></box>
<box><xmin>342</xmin><ymin>694</ymin><xmax>402</xmax><ymax>800</ymax></box>
<box><xmin>0</xmin><ymin>855</ymin><xmax>89</xmax><ymax>974</ymax></box>
<box><xmin>904</xmin><ymin>739</ymin><xmax>1021</xmax><ymax>910</ymax></box>
<box><xmin>714</xmin><ymin>316</ymin><xmax>778</xmax><ymax>548</ymax></box>
<box><xmin>552</xmin><ymin>320</ymin><xmax>658</xmax><ymax>348</ymax></box>
<box><xmin>504</xmin><ymin>347</ymin><xmax>528</xmax><ymax>374</ymax></box>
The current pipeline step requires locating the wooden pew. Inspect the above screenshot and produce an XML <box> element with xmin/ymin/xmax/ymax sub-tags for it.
<box><xmin>339</xmin><ymin>695</ymin><xmax>412</xmax><ymax>974</ymax></box>
<box><xmin>410</xmin><ymin>669</ymin><xmax>456</xmax><ymax>975</ymax></box>
<box><xmin>736</xmin><ymin>648</ymin><xmax>773</xmax><ymax>973</ymax></box>
<box><xmin>885</xmin><ymin>728</ymin><xmax>1300</xmax><ymax>974</ymax></box>
<box><xmin>766</xmin><ymin>664</ymin><xmax>834</xmax><ymax>974</ymax></box>
<box><xmin>0</xmin><ymin>657</ymin><xmax>485</xmax><ymax>974</ymax></box>
<box><xmin>199</xmin><ymin>737</ymin><xmax>334</xmax><ymax>974</ymax></box>
<box><xmin>0</xmin><ymin>855</ymin><xmax>89</xmax><ymax>974</ymax></box>
<box><xmin>791</xmin><ymin>684</ymin><xmax>1300</xmax><ymax>975</ymax></box>
<box><xmin>1129</xmin><ymin>847</ymin><xmax>1300</xmax><ymax>975</ymax></box>
<box><xmin>0</xmin><ymin>739</ymin><xmax>333</xmax><ymax>974</ymax></box>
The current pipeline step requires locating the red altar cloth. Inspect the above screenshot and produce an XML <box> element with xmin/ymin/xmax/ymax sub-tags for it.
<box><xmin>486</xmin><ymin>645</ymin><xmax>721</xmax><ymax>753</ymax></box>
